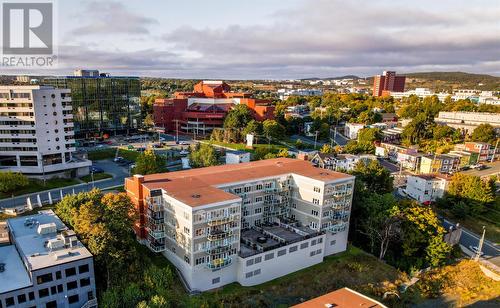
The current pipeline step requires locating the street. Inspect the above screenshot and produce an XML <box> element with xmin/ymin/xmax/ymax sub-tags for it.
<box><xmin>443</xmin><ymin>219</ymin><xmax>500</xmax><ymax>268</ymax></box>
<box><xmin>0</xmin><ymin>159</ymin><xmax>129</xmax><ymax>210</ymax></box>
<box><xmin>461</xmin><ymin>161</ymin><xmax>500</xmax><ymax>177</ymax></box>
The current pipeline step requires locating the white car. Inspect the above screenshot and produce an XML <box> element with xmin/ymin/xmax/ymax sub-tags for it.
<box><xmin>469</xmin><ymin>246</ymin><xmax>484</xmax><ymax>256</ymax></box>
<box><xmin>179</xmin><ymin>150</ymin><xmax>189</xmax><ymax>156</ymax></box>
<box><xmin>179</xmin><ymin>141</ymin><xmax>189</xmax><ymax>145</ymax></box>
<box><xmin>113</xmin><ymin>156</ymin><xmax>124</xmax><ymax>162</ymax></box>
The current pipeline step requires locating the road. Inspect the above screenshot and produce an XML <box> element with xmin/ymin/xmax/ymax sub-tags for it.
<box><xmin>443</xmin><ymin>219</ymin><xmax>500</xmax><ymax>268</ymax></box>
<box><xmin>461</xmin><ymin>161</ymin><xmax>500</xmax><ymax>177</ymax></box>
<box><xmin>0</xmin><ymin>160</ymin><xmax>129</xmax><ymax>209</ymax></box>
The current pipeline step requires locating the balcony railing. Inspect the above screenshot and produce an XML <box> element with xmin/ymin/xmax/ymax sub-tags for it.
<box><xmin>147</xmin><ymin>229</ymin><xmax>166</xmax><ymax>240</ymax></box>
<box><xmin>326</xmin><ymin>222</ymin><xmax>347</xmax><ymax>234</ymax></box>
<box><xmin>207</xmin><ymin>216</ymin><xmax>234</xmax><ymax>226</ymax></box>
<box><xmin>81</xmin><ymin>298</ymin><xmax>97</xmax><ymax>308</ymax></box>
<box><xmin>206</xmin><ymin>244</ymin><xmax>232</xmax><ymax>255</ymax></box>
<box><xmin>207</xmin><ymin>230</ymin><xmax>233</xmax><ymax>241</ymax></box>
<box><xmin>206</xmin><ymin>257</ymin><xmax>232</xmax><ymax>270</ymax></box>
<box><xmin>148</xmin><ymin>241</ymin><xmax>166</xmax><ymax>252</ymax></box>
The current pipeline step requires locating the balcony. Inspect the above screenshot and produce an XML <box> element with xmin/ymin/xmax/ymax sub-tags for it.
<box><xmin>207</xmin><ymin>216</ymin><xmax>234</xmax><ymax>226</ymax></box>
<box><xmin>207</xmin><ymin>229</ymin><xmax>233</xmax><ymax>241</ymax></box>
<box><xmin>206</xmin><ymin>244</ymin><xmax>232</xmax><ymax>255</ymax></box>
<box><xmin>326</xmin><ymin>222</ymin><xmax>347</xmax><ymax>234</ymax></box>
<box><xmin>329</xmin><ymin>212</ymin><xmax>349</xmax><ymax>221</ymax></box>
<box><xmin>206</xmin><ymin>257</ymin><xmax>232</xmax><ymax>270</ymax></box>
<box><xmin>148</xmin><ymin>241</ymin><xmax>166</xmax><ymax>252</ymax></box>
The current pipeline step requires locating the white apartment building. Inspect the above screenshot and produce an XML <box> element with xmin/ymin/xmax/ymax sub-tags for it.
<box><xmin>434</xmin><ymin>111</ymin><xmax>500</xmax><ymax>135</ymax></box>
<box><xmin>311</xmin><ymin>153</ymin><xmax>376</xmax><ymax>172</ymax></box>
<box><xmin>0</xmin><ymin>210</ymin><xmax>97</xmax><ymax>308</ymax></box>
<box><xmin>405</xmin><ymin>175</ymin><xmax>449</xmax><ymax>204</ymax></box>
<box><xmin>277</xmin><ymin>89</ymin><xmax>323</xmax><ymax>100</ymax></box>
<box><xmin>344</xmin><ymin>123</ymin><xmax>365</xmax><ymax>140</ymax></box>
<box><xmin>225</xmin><ymin>151</ymin><xmax>251</xmax><ymax>164</ymax></box>
<box><xmin>125</xmin><ymin>158</ymin><xmax>355</xmax><ymax>292</ymax></box>
<box><xmin>0</xmin><ymin>86</ymin><xmax>91</xmax><ymax>177</ymax></box>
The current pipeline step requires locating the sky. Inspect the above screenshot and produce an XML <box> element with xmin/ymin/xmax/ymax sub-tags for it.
<box><xmin>4</xmin><ymin>0</ymin><xmax>500</xmax><ymax>79</ymax></box>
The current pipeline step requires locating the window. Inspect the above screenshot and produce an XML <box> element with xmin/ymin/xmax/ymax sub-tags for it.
<box><xmin>289</xmin><ymin>246</ymin><xmax>298</xmax><ymax>253</ymax></box>
<box><xmin>265</xmin><ymin>253</ymin><xmax>274</xmax><ymax>261</ymax></box>
<box><xmin>244</xmin><ymin>186</ymin><xmax>251</xmax><ymax>193</ymax></box>
<box><xmin>195</xmin><ymin>257</ymin><xmax>205</xmax><ymax>265</ymax></box>
<box><xmin>253</xmin><ymin>269</ymin><xmax>261</xmax><ymax>276</ymax></box>
<box><xmin>234</xmin><ymin>188</ymin><xmax>242</xmax><ymax>194</ymax></box>
<box><xmin>80</xmin><ymin>278</ymin><xmax>91</xmax><ymax>287</ymax></box>
<box><xmin>330</xmin><ymin>240</ymin><xmax>336</xmax><ymax>246</ymax></box>
<box><xmin>300</xmin><ymin>242</ymin><xmax>309</xmax><ymax>249</ymax></box>
<box><xmin>57</xmin><ymin>284</ymin><xmax>63</xmax><ymax>293</ymax></box>
<box><xmin>311</xmin><ymin>210</ymin><xmax>319</xmax><ymax>216</ymax></box>
<box><xmin>184</xmin><ymin>256</ymin><xmax>190</xmax><ymax>264</ymax></box>
<box><xmin>51</xmin><ymin>286</ymin><xmax>57</xmax><ymax>295</ymax></box>
<box><xmin>65</xmin><ymin>267</ymin><xmax>76</xmax><ymax>277</ymax></box>
<box><xmin>55</xmin><ymin>271</ymin><xmax>61</xmax><ymax>279</ymax></box>
<box><xmin>67</xmin><ymin>281</ymin><xmax>78</xmax><ymax>290</ymax></box>
<box><xmin>254</xmin><ymin>256</ymin><xmax>262</xmax><ymax>264</ymax></box>
<box><xmin>312</xmin><ymin>198</ymin><xmax>320</xmax><ymax>205</ymax></box>
<box><xmin>79</xmin><ymin>264</ymin><xmax>89</xmax><ymax>274</ymax></box>
<box><xmin>212</xmin><ymin>277</ymin><xmax>220</xmax><ymax>284</ymax></box>
<box><xmin>36</xmin><ymin>273</ymin><xmax>53</xmax><ymax>284</ymax></box>
<box><xmin>245</xmin><ymin>271</ymin><xmax>253</xmax><ymax>278</ymax></box>
<box><xmin>311</xmin><ymin>239</ymin><xmax>317</xmax><ymax>246</ymax></box>
<box><xmin>68</xmin><ymin>294</ymin><xmax>79</xmax><ymax>304</ymax></box>
<box><xmin>316</xmin><ymin>249</ymin><xmax>322</xmax><ymax>254</ymax></box>
<box><xmin>277</xmin><ymin>249</ymin><xmax>286</xmax><ymax>257</ymax></box>
<box><xmin>5</xmin><ymin>297</ymin><xmax>14</xmax><ymax>307</ymax></box>
<box><xmin>28</xmin><ymin>292</ymin><xmax>34</xmax><ymax>301</ymax></box>
<box><xmin>310</xmin><ymin>251</ymin><xmax>317</xmax><ymax>257</ymax></box>
<box><xmin>318</xmin><ymin>237</ymin><xmax>323</xmax><ymax>243</ymax></box>
<box><xmin>38</xmin><ymin>288</ymin><xmax>49</xmax><ymax>298</ymax></box>
<box><xmin>17</xmin><ymin>294</ymin><xmax>26</xmax><ymax>303</ymax></box>
<box><xmin>46</xmin><ymin>300</ymin><xmax>57</xmax><ymax>308</ymax></box>
<box><xmin>255</xmin><ymin>196</ymin><xmax>262</xmax><ymax>202</ymax></box>
<box><xmin>195</xmin><ymin>228</ymin><xmax>204</xmax><ymax>237</ymax></box>
<box><xmin>255</xmin><ymin>208</ymin><xmax>262</xmax><ymax>214</ymax></box>
<box><xmin>314</xmin><ymin>187</ymin><xmax>321</xmax><ymax>193</ymax></box>
<box><xmin>246</xmin><ymin>259</ymin><xmax>254</xmax><ymax>266</ymax></box>
<box><xmin>183</xmin><ymin>227</ymin><xmax>190</xmax><ymax>235</ymax></box>
<box><xmin>256</xmin><ymin>184</ymin><xmax>263</xmax><ymax>190</ymax></box>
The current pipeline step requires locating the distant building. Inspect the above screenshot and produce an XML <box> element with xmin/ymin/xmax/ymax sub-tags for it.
<box><xmin>42</xmin><ymin>71</ymin><xmax>141</xmax><ymax>138</ymax></box>
<box><xmin>285</xmin><ymin>105</ymin><xmax>310</xmax><ymax>118</ymax></box>
<box><xmin>405</xmin><ymin>174</ymin><xmax>449</xmax><ymax>204</ymax></box>
<box><xmin>397</xmin><ymin>151</ymin><xmax>423</xmax><ymax>172</ymax></box>
<box><xmin>380</xmin><ymin>127</ymin><xmax>404</xmax><ymax>144</ymax></box>
<box><xmin>277</xmin><ymin>88</ymin><xmax>323</xmax><ymax>100</ymax></box>
<box><xmin>0</xmin><ymin>210</ymin><xmax>97</xmax><ymax>308</ymax></box>
<box><xmin>291</xmin><ymin>287</ymin><xmax>387</xmax><ymax>308</ymax></box>
<box><xmin>0</xmin><ymin>85</ymin><xmax>91</xmax><ymax>177</ymax></box>
<box><xmin>225</xmin><ymin>151</ymin><xmax>251</xmax><ymax>164</ymax></box>
<box><xmin>389</xmin><ymin>87</ymin><xmax>450</xmax><ymax>101</ymax></box>
<box><xmin>311</xmin><ymin>153</ymin><xmax>376</xmax><ymax>172</ymax></box>
<box><xmin>419</xmin><ymin>154</ymin><xmax>460</xmax><ymax>174</ymax></box>
<box><xmin>125</xmin><ymin>158</ymin><xmax>354</xmax><ymax>291</ymax></box>
<box><xmin>372</xmin><ymin>71</ymin><xmax>406</xmax><ymax>97</ymax></box>
<box><xmin>72</xmin><ymin>69</ymin><xmax>100</xmax><ymax>77</ymax></box>
<box><xmin>460</xmin><ymin>141</ymin><xmax>499</xmax><ymax>162</ymax></box>
<box><xmin>344</xmin><ymin>123</ymin><xmax>365</xmax><ymax>139</ymax></box>
<box><xmin>154</xmin><ymin>81</ymin><xmax>275</xmax><ymax>135</ymax></box>
<box><xmin>434</xmin><ymin>112</ymin><xmax>500</xmax><ymax>135</ymax></box>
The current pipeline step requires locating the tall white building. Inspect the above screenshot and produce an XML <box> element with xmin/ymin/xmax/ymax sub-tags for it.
<box><xmin>0</xmin><ymin>86</ymin><xmax>91</xmax><ymax>177</ymax></box>
<box><xmin>125</xmin><ymin>158</ymin><xmax>355</xmax><ymax>292</ymax></box>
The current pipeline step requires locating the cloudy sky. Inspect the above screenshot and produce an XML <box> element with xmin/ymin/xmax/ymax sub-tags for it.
<box><xmin>6</xmin><ymin>0</ymin><xmax>500</xmax><ymax>78</ymax></box>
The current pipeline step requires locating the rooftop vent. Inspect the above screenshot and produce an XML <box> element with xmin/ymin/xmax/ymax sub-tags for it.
<box><xmin>256</xmin><ymin>237</ymin><xmax>267</xmax><ymax>244</ymax></box>
<box><xmin>37</xmin><ymin>223</ymin><xmax>57</xmax><ymax>235</ymax></box>
<box><xmin>191</xmin><ymin>194</ymin><xmax>201</xmax><ymax>199</ymax></box>
<box><xmin>0</xmin><ymin>262</ymin><xmax>5</xmax><ymax>272</ymax></box>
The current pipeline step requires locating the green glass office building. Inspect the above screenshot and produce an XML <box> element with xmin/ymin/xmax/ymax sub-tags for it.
<box><xmin>42</xmin><ymin>76</ymin><xmax>141</xmax><ymax>137</ymax></box>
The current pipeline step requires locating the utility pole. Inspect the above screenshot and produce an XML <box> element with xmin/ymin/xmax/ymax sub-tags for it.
<box><xmin>314</xmin><ymin>131</ymin><xmax>319</xmax><ymax>149</ymax></box>
<box><xmin>474</xmin><ymin>226</ymin><xmax>486</xmax><ymax>262</ymax></box>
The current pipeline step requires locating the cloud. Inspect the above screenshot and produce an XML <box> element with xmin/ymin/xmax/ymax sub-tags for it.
<box><xmin>160</xmin><ymin>0</ymin><xmax>500</xmax><ymax>78</ymax></box>
<box><xmin>70</xmin><ymin>1</ymin><xmax>158</xmax><ymax>36</ymax></box>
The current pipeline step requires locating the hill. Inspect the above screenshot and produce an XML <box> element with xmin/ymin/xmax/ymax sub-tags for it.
<box><xmin>404</xmin><ymin>72</ymin><xmax>500</xmax><ymax>91</ymax></box>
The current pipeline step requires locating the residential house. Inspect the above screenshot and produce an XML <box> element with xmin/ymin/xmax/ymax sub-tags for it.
<box><xmin>405</xmin><ymin>174</ymin><xmax>449</xmax><ymax>204</ymax></box>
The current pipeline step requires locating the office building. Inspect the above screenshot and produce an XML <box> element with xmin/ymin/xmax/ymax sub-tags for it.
<box><xmin>72</xmin><ymin>70</ymin><xmax>100</xmax><ymax>77</ymax></box>
<box><xmin>42</xmin><ymin>71</ymin><xmax>141</xmax><ymax>138</ymax></box>
<box><xmin>292</xmin><ymin>287</ymin><xmax>387</xmax><ymax>308</ymax></box>
<box><xmin>405</xmin><ymin>175</ymin><xmax>449</xmax><ymax>204</ymax></box>
<box><xmin>125</xmin><ymin>158</ymin><xmax>354</xmax><ymax>291</ymax></box>
<box><xmin>277</xmin><ymin>88</ymin><xmax>323</xmax><ymax>100</ymax></box>
<box><xmin>434</xmin><ymin>112</ymin><xmax>500</xmax><ymax>135</ymax></box>
<box><xmin>153</xmin><ymin>81</ymin><xmax>275</xmax><ymax>135</ymax></box>
<box><xmin>0</xmin><ymin>210</ymin><xmax>97</xmax><ymax>308</ymax></box>
<box><xmin>0</xmin><ymin>86</ymin><xmax>91</xmax><ymax>177</ymax></box>
<box><xmin>372</xmin><ymin>71</ymin><xmax>406</xmax><ymax>97</ymax></box>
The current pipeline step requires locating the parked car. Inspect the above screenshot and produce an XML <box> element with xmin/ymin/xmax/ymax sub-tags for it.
<box><xmin>179</xmin><ymin>141</ymin><xmax>189</xmax><ymax>145</ymax></box>
<box><xmin>113</xmin><ymin>156</ymin><xmax>124</xmax><ymax>162</ymax></box>
<box><xmin>90</xmin><ymin>166</ymin><xmax>104</xmax><ymax>173</ymax></box>
<box><xmin>152</xmin><ymin>143</ymin><xmax>163</xmax><ymax>148</ymax></box>
<box><xmin>469</xmin><ymin>246</ymin><xmax>484</xmax><ymax>256</ymax></box>
<box><xmin>471</xmin><ymin>164</ymin><xmax>485</xmax><ymax>170</ymax></box>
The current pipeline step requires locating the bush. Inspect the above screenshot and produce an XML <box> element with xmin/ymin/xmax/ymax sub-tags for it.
<box><xmin>0</xmin><ymin>171</ymin><xmax>29</xmax><ymax>194</ymax></box>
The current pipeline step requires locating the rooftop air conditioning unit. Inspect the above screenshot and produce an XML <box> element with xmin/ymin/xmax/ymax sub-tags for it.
<box><xmin>37</xmin><ymin>223</ymin><xmax>57</xmax><ymax>235</ymax></box>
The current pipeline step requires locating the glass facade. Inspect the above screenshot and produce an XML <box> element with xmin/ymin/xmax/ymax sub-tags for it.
<box><xmin>42</xmin><ymin>76</ymin><xmax>141</xmax><ymax>137</ymax></box>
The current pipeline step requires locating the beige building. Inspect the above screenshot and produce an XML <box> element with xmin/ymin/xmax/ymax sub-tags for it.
<box><xmin>126</xmin><ymin>158</ymin><xmax>355</xmax><ymax>291</ymax></box>
<box><xmin>434</xmin><ymin>111</ymin><xmax>500</xmax><ymax>135</ymax></box>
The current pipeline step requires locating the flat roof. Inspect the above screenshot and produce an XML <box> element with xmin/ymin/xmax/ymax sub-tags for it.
<box><xmin>292</xmin><ymin>287</ymin><xmax>387</xmax><ymax>308</ymax></box>
<box><xmin>135</xmin><ymin>158</ymin><xmax>353</xmax><ymax>207</ymax></box>
<box><xmin>0</xmin><ymin>245</ymin><xmax>32</xmax><ymax>294</ymax></box>
<box><xmin>7</xmin><ymin>210</ymin><xmax>93</xmax><ymax>271</ymax></box>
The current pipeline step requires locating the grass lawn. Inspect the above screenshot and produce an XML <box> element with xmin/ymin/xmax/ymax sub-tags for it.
<box><xmin>204</xmin><ymin>140</ymin><xmax>287</xmax><ymax>153</ymax></box>
<box><xmin>80</xmin><ymin>173</ymin><xmax>113</xmax><ymax>183</ymax></box>
<box><xmin>87</xmin><ymin>148</ymin><xmax>141</xmax><ymax>162</ymax></box>
<box><xmin>189</xmin><ymin>245</ymin><xmax>407</xmax><ymax>307</ymax></box>
<box><xmin>0</xmin><ymin>178</ymin><xmax>80</xmax><ymax>200</ymax></box>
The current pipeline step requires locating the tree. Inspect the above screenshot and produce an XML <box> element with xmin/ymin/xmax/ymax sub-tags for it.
<box><xmin>320</xmin><ymin>144</ymin><xmax>335</xmax><ymax>154</ymax></box>
<box><xmin>262</xmin><ymin>119</ymin><xmax>286</xmax><ymax>140</ymax></box>
<box><xmin>445</xmin><ymin>173</ymin><xmax>495</xmax><ymax>214</ymax></box>
<box><xmin>357</xmin><ymin>127</ymin><xmax>381</xmax><ymax>144</ymax></box>
<box><xmin>189</xmin><ymin>144</ymin><xmax>218</xmax><ymax>168</ymax></box>
<box><xmin>0</xmin><ymin>171</ymin><xmax>29</xmax><ymax>194</ymax></box>
<box><xmin>133</xmin><ymin>150</ymin><xmax>166</xmax><ymax>175</ymax></box>
<box><xmin>223</xmin><ymin>104</ymin><xmax>253</xmax><ymax>129</ymax></box>
<box><xmin>143</xmin><ymin>114</ymin><xmax>155</xmax><ymax>129</ymax></box>
<box><xmin>351</xmin><ymin>160</ymin><xmax>393</xmax><ymax>194</ymax></box>
<box><xmin>242</xmin><ymin>120</ymin><xmax>263</xmax><ymax>136</ymax></box>
<box><xmin>471</xmin><ymin>124</ymin><xmax>496</xmax><ymax>143</ymax></box>
<box><xmin>55</xmin><ymin>189</ymin><xmax>138</xmax><ymax>288</ymax></box>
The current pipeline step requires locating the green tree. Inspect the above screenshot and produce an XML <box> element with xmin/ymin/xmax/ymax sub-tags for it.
<box><xmin>357</xmin><ymin>127</ymin><xmax>381</xmax><ymax>144</ymax></box>
<box><xmin>223</xmin><ymin>104</ymin><xmax>253</xmax><ymax>129</ymax></box>
<box><xmin>262</xmin><ymin>119</ymin><xmax>286</xmax><ymax>140</ymax></box>
<box><xmin>320</xmin><ymin>144</ymin><xmax>335</xmax><ymax>154</ymax></box>
<box><xmin>133</xmin><ymin>150</ymin><xmax>166</xmax><ymax>175</ymax></box>
<box><xmin>143</xmin><ymin>114</ymin><xmax>155</xmax><ymax>129</ymax></box>
<box><xmin>0</xmin><ymin>171</ymin><xmax>29</xmax><ymax>194</ymax></box>
<box><xmin>189</xmin><ymin>144</ymin><xmax>218</xmax><ymax>168</ymax></box>
<box><xmin>242</xmin><ymin>120</ymin><xmax>263</xmax><ymax>136</ymax></box>
<box><xmin>471</xmin><ymin>124</ymin><xmax>496</xmax><ymax>143</ymax></box>
<box><xmin>351</xmin><ymin>160</ymin><xmax>393</xmax><ymax>194</ymax></box>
